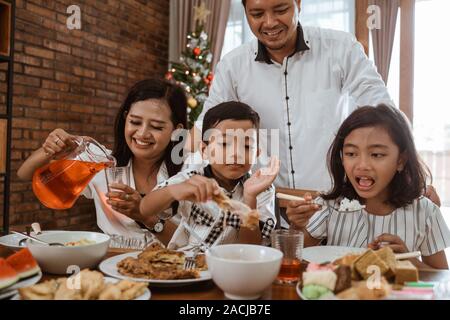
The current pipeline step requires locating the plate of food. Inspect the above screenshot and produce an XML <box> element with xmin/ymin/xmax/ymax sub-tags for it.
<box><xmin>11</xmin><ymin>270</ymin><xmax>150</xmax><ymax>300</ymax></box>
<box><xmin>297</xmin><ymin>247</ymin><xmax>421</xmax><ymax>300</ymax></box>
<box><xmin>302</xmin><ymin>246</ymin><xmax>366</xmax><ymax>264</ymax></box>
<box><xmin>0</xmin><ymin>248</ymin><xmax>43</xmax><ymax>300</ymax></box>
<box><xmin>99</xmin><ymin>243</ymin><xmax>211</xmax><ymax>286</ymax></box>
<box><xmin>0</xmin><ymin>272</ymin><xmax>42</xmax><ymax>300</ymax></box>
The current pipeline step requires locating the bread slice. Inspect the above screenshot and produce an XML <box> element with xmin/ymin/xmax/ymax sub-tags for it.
<box><xmin>394</xmin><ymin>260</ymin><xmax>419</xmax><ymax>285</ymax></box>
<box><xmin>354</xmin><ymin>249</ymin><xmax>389</xmax><ymax>279</ymax></box>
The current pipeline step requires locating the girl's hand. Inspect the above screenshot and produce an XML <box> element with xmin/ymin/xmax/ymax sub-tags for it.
<box><xmin>244</xmin><ymin>157</ymin><xmax>280</xmax><ymax>198</ymax></box>
<box><xmin>369</xmin><ymin>234</ymin><xmax>408</xmax><ymax>253</ymax></box>
<box><xmin>168</xmin><ymin>175</ymin><xmax>221</xmax><ymax>203</ymax></box>
<box><xmin>106</xmin><ymin>183</ymin><xmax>143</xmax><ymax>221</ymax></box>
<box><xmin>286</xmin><ymin>193</ymin><xmax>322</xmax><ymax>230</ymax></box>
<box><xmin>42</xmin><ymin>128</ymin><xmax>78</xmax><ymax>159</ymax></box>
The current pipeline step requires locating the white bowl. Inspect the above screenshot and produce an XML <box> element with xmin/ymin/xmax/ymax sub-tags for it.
<box><xmin>205</xmin><ymin>244</ymin><xmax>283</xmax><ymax>300</ymax></box>
<box><xmin>0</xmin><ymin>231</ymin><xmax>65</xmax><ymax>251</ymax></box>
<box><xmin>27</xmin><ymin>231</ymin><xmax>110</xmax><ymax>275</ymax></box>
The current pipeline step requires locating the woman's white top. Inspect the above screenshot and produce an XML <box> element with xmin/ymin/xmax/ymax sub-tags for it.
<box><xmin>306</xmin><ymin>196</ymin><xmax>450</xmax><ymax>256</ymax></box>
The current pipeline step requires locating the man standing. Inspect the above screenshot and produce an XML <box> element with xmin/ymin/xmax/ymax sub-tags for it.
<box><xmin>196</xmin><ymin>0</ymin><xmax>392</xmax><ymax>194</ymax></box>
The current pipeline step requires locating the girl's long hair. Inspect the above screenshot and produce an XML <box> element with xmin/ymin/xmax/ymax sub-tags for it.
<box><xmin>322</xmin><ymin>104</ymin><xmax>430</xmax><ymax>208</ymax></box>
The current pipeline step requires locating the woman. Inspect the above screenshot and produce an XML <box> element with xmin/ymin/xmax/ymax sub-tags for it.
<box><xmin>17</xmin><ymin>79</ymin><xmax>188</xmax><ymax>246</ymax></box>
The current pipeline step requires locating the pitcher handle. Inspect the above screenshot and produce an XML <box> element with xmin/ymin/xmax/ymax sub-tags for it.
<box><xmin>81</xmin><ymin>136</ymin><xmax>117</xmax><ymax>167</ymax></box>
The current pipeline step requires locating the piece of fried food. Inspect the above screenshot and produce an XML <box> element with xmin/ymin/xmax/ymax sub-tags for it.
<box><xmin>19</xmin><ymin>279</ymin><xmax>58</xmax><ymax>300</ymax></box>
<box><xmin>117</xmin><ymin>256</ymin><xmax>199</xmax><ymax>280</ymax></box>
<box><xmin>195</xmin><ymin>254</ymin><xmax>208</xmax><ymax>271</ymax></box>
<box><xmin>79</xmin><ymin>269</ymin><xmax>105</xmax><ymax>299</ymax></box>
<box><xmin>53</xmin><ymin>278</ymin><xmax>83</xmax><ymax>300</ymax></box>
<box><xmin>337</xmin><ymin>277</ymin><xmax>391</xmax><ymax>300</ymax></box>
<box><xmin>115</xmin><ymin>280</ymin><xmax>147</xmax><ymax>300</ymax></box>
<box><xmin>138</xmin><ymin>248</ymin><xmax>185</xmax><ymax>265</ymax></box>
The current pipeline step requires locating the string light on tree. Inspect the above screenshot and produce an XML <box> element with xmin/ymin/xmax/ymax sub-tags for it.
<box><xmin>165</xmin><ymin>1</ymin><xmax>213</xmax><ymax>128</ymax></box>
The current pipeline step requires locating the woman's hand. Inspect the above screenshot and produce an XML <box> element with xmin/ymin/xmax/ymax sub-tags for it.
<box><xmin>368</xmin><ymin>234</ymin><xmax>408</xmax><ymax>253</ymax></box>
<box><xmin>168</xmin><ymin>175</ymin><xmax>221</xmax><ymax>203</ymax></box>
<box><xmin>106</xmin><ymin>183</ymin><xmax>143</xmax><ymax>221</ymax></box>
<box><xmin>42</xmin><ymin>128</ymin><xmax>78</xmax><ymax>159</ymax></box>
<box><xmin>286</xmin><ymin>193</ymin><xmax>322</xmax><ymax>230</ymax></box>
<box><xmin>243</xmin><ymin>156</ymin><xmax>280</xmax><ymax>198</ymax></box>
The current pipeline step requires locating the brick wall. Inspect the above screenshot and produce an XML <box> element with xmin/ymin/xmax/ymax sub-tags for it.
<box><xmin>8</xmin><ymin>0</ymin><xmax>169</xmax><ymax>231</ymax></box>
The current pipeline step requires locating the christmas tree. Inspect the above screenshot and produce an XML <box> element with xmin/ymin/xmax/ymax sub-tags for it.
<box><xmin>165</xmin><ymin>4</ymin><xmax>214</xmax><ymax>129</ymax></box>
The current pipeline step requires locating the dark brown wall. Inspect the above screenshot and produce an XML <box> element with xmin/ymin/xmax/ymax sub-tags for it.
<box><xmin>8</xmin><ymin>0</ymin><xmax>169</xmax><ymax>231</ymax></box>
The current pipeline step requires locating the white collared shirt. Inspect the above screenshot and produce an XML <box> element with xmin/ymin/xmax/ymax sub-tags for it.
<box><xmin>82</xmin><ymin>157</ymin><xmax>177</xmax><ymax>241</ymax></box>
<box><xmin>198</xmin><ymin>26</ymin><xmax>393</xmax><ymax>192</ymax></box>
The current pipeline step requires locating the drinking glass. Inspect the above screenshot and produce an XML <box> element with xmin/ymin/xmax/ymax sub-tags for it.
<box><xmin>270</xmin><ymin>229</ymin><xmax>304</xmax><ymax>284</ymax></box>
<box><xmin>105</xmin><ymin>166</ymin><xmax>131</xmax><ymax>194</ymax></box>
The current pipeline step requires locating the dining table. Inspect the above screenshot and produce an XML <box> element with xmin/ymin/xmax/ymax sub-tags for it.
<box><xmin>2</xmin><ymin>245</ymin><xmax>450</xmax><ymax>300</ymax></box>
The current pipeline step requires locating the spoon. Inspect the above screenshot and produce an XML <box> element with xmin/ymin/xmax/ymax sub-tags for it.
<box><xmin>18</xmin><ymin>223</ymin><xmax>43</xmax><ymax>247</ymax></box>
<box><xmin>11</xmin><ymin>231</ymin><xmax>65</xmax><ymax>247</ymax></box>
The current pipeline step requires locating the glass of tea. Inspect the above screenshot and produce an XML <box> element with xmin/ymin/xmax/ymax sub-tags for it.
<box><xmin>105</xmin><ymin>166</ymin><xmax>131</xmax><ymax>194</ymax></box>
<box><xmin>270</xmin><ymin>229</ymin><xmax>304</xmax><ymax>284</ymax></box>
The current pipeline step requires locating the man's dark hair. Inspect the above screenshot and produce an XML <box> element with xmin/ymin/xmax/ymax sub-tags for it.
<box><xmin>242</xmin><ymin>0</ymin><xmax>246</xmax><ymax>7</ymax></box>
<box><xmin>202</xmin><ymin>101</ymin><xmax>260</xmax><ymax>141</ymax></box>
<box><xmin>323</xmin><ymin>104</ymin><xmax>430</xmax><ymax>208</ymax></box>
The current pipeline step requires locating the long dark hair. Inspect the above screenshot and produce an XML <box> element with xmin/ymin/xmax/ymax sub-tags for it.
<box><xmin>112</xmin><ymin>79</ymin><xmax>187</xmax><ymax>179</ymax></box>
<box><xmin>323</xmin><ymin>104</ymin><xmax>430</xmax><ymax>208</ymax></box>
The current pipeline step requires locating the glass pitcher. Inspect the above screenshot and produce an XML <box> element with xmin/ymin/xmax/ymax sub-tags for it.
<box><xmin>32</xmin><ymin>136</ymin><xmax>116</xmax><ymax>210</ymax></box>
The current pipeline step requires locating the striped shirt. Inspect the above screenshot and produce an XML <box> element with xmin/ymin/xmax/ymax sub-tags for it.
<box><xmin>306</xmin><ymin>196</ymin><xmax>450</xmax><ymax>256</ymax></box>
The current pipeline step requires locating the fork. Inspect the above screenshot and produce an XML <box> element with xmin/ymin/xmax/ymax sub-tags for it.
<box><xmin>184</xmin><ymin>252</ymin><xmax>198</xmax><ymax>270</ymax></box>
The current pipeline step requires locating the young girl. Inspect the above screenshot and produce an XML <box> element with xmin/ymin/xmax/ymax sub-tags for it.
<box><xmin>17</xmin><ymin>79</ymin><xmax>188</xmax><ymax>245</ymax></box>
<box><xmin>287</xmin><ymin>104</ymin><xmax>450</xmax><ymax>269</ymax></box>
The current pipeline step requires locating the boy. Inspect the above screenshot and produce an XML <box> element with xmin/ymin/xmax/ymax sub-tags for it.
<box><xmin>139</xmin><ymin>101</ymin><xmax>279</xmax><ymax>250</ymax></box>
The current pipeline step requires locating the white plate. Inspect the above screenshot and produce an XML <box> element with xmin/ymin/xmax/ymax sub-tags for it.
<box><xmin>0</xmin><ymin>231</ymin><xmax>65</xmax><ymax>251</ymax></box>
<box><xmin>99</xmin><ymin>251</ymin><xmax>212</xmax><ymax>286</ymax></box>
<box><xmin>10</xmin><ymin>276</ymin><xmax>151</xmax><ymax>300</ymax></box>
<box><xmin>302</xmin><ymin>246</ymin><xmax>366</xmax><ymax>264</ymax></box>
<box><xmin>0</xmin><ymin>271</ymin><xmax>42</xmax><ymax>300</ymax></box>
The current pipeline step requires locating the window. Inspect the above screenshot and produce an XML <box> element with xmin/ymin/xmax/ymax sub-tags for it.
<box><xmin>414</xmin><ymin>0</ymin><xmax>450</xmax><ymax>210</ymax></box>
<box><xmin>221</xmin><ymin>0</ymin><xmax>355</xmax><ymax>58</ymax></box>
<box><xmin>300</xmin><ymin>0</ymin><xmax>355</xmax><ymax>33</ymax></box>
<box><xmin>221</xmin><ymin>0</ymin><xmax>254</xmax><ymax>59</ymax></box>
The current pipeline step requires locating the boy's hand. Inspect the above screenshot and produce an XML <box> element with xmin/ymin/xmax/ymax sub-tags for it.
<box><xmin>42</xmin><ymin>128</ymin><xmax>78</xmax><ymax>159</ymax></box>
<box><xmin>243</xmin><ymin>156</ymin><xmax>280</xmax><ymax>197</ymax></box>
<box><xmin>368</xmin><ymin>234</ymin><xmax>408</xmax><ymax>253</ymax></box>
<box><xmin>286</xmin><ymin>193</ymin><xmax>321</xmax><ymax>230</ymax></box>
<box><xmin>169</xmin><ymin>175</ymin><xmax>221</xmax><ymax>203</ymax></box>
